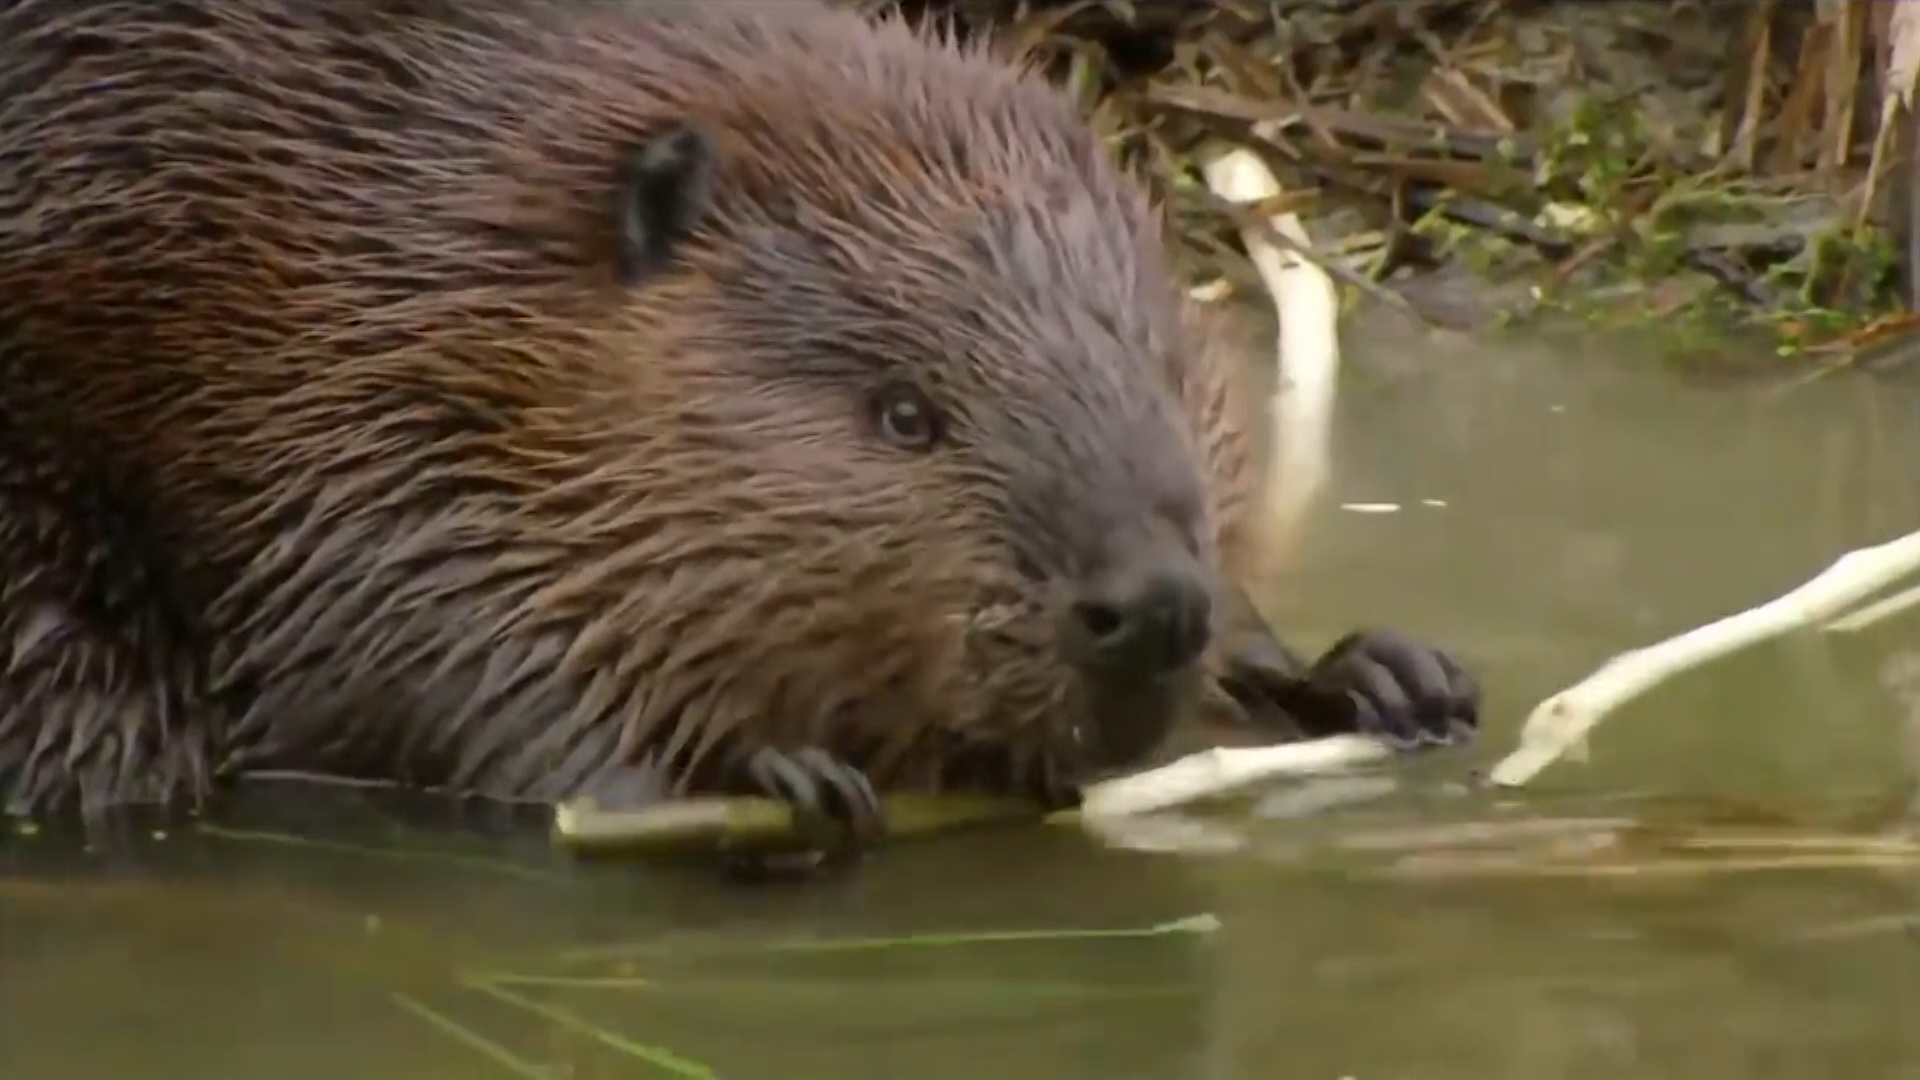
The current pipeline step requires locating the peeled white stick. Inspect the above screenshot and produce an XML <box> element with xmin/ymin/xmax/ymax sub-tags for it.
<box><xmin>1201</xmin><ymin>148</ymin><xmax>1342</xmax><ymax>562</ymax></box>
<box><xmin>1077</xmin><ymin>735</ymin><xmax>1391</xmax><ymax>818</ymax></box>
<box><xmin>1490</xmin><ymin>528</ymin><xmax>1920</xmax><ymax>788</ymax></box>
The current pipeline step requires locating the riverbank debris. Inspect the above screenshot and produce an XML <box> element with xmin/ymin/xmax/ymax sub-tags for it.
<box><xmin>868</xmin><ymin>0</ymin><xmax>1920</xmax><ymax>358</ymax></box>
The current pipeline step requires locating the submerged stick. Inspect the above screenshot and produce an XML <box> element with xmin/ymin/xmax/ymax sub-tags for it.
<box><xmin>1201</xmin><ymin>146</ymin><xmax>1342</xmax><ymax>569</ymax></box>
<box><xmin>554</xmin><ymin>735</ymin><xmax>1393</xmax><ymax>857</ymax></box>
<box><xmin>465</xmin><ymin>978</ymin><xmax>717</xmax><ymax>1078</ymax></box>
<box><xmin>1491</xmin><ymin>528</ymin><xmax>1920</xmax><ymax>787</ymax></box>
<box><xmin>389</xmin><ymin>991</ymin><xmax>553</xmax><ymax>1080</ymax></box>
<box><xmin>542</xmin><ymin>913</ymin><xmax>1221</xmax><ymax>965</ymax></box>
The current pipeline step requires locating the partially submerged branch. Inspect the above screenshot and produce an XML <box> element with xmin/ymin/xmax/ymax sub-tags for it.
<box><xmin>554</xmin><ymin>734</ymin><xmax>1393</xmax><ymax>858</ymax></box>
<box><xmin>1073</xmin><ymin>734</ymin><xmax>1389</xmax><ymax>817</ymax></box>
<box><xmin>1491</xmin><ymin>528</ymin><xmax>1920</xmax><ymax>788</ymax></box>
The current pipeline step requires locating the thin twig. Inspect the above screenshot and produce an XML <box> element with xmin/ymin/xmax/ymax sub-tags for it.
<box><xmin>389</xmin><ymin>991</ymin><xmax>553</xmax><ymax>1080</ymax></box>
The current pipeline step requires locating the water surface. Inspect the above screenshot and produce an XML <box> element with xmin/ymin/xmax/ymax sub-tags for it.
<box><xmin>8</xmin><ymin>314</ymin><xmax>1920</xmax><ymax>1079</ymax></box>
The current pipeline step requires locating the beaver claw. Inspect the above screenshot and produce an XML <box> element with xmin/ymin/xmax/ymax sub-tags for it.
<box><xmin>1221</xmin><ymin>627</ymin><xmax>1479</xmax><ymax>751</ymax></box>
<box><xmin>738</xmin><ymin>745</ymin><xmax>886</xmax><ymax>848</ymax></box>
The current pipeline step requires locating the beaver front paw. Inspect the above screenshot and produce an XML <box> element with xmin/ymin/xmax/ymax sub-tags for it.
<box><xmin>736</xmin><ymin>745</ymin><xmax>886</xmax><ymax>849</ymax></box>
<box><xmin>1300</xmin><ymin>629</ymin><xmax>1479</xmax><ymax>749</ymax></box>
<box><xmin>1220</xmin><ymin>627</ymin><xmax>1479</xmax><ymax>751</ymax></box>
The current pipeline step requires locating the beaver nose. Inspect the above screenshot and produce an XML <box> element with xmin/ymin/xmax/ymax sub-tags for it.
<box><xmin>1062</xmin><ymin>559</ymin><xmax>1213</xmax><ymax>677</ymax></box>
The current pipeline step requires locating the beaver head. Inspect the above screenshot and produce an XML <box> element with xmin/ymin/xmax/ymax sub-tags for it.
<box><xmin>0</xmin><ymin>1</ymin><xmax>1255</xmax><ymax>805</ymax></box>
<box><xmin>589</xmin><ymin>16</ymin><xmax>1243</xmax><ymax>796</ymax></box>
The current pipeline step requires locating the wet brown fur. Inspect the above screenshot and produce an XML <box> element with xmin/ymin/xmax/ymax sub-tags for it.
<box><xmin>0</xmin><ymin>0</ymin><xmax>1264</xmax><ymax>816</ymax></box>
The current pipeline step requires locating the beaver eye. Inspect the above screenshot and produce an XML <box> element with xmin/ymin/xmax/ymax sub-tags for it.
<box><xmin>870</xmin><ymin>382</ymin><xmax>942</xmax><ymax>451</ymax></box>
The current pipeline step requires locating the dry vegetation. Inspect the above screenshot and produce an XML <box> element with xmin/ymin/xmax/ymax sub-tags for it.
<box><xmin>862</xmin><ymin>0</ymin><xmax>1920</xmax><ymax>361</ymax></box>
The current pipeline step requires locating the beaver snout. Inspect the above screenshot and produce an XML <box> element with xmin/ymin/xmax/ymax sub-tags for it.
<box><xmin>1060</xmin><ymin>555</ymin><xmax>1213</xmax><ymax>679</ymax></box>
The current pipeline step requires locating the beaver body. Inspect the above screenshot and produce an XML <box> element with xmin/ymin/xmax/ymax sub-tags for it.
<box><xmin>0</xmin><ymin>0</ymin><xmax>1477</xmax><ymax>835</ymax></box>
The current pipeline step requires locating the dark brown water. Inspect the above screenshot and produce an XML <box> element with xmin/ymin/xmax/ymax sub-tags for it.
<box><xmin>8</xmin><ymin>315</ymin><xmax>1920</xmax><ymax>1079</ymax></box>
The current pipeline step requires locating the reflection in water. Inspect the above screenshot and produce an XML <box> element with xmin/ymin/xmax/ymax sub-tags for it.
<box><xmin>8</xmin><ymin>317</ymin><xmax>1920</xmax><ymax>1078</ymax></box>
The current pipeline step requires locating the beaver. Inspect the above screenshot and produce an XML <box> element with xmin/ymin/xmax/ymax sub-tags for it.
<box><xmin>0</xmin><ymin>0</ymin><xmax>1479</xmax><ymax>846</ymax></box>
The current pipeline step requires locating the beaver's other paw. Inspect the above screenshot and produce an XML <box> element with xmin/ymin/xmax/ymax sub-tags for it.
<box><xmin>737</xmin><ymin>745</ymin><xmax>886</xmax><ymax>849</ymax></box>
<box><xmin>1301</xmin><ymin>629</ymin><xmax>1480</xmax><ymax>750</ymax></box>
<box><xmin>1218</xmin><ymin>625</ymin><xmax>1479</xmax><ymax>751</ymax></box>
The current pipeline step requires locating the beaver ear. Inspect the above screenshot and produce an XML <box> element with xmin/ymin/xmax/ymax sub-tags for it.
<box><xmin>612</xmin><ymin>122</ymin><xmax>717</xmax><ymax>286</ymax></box>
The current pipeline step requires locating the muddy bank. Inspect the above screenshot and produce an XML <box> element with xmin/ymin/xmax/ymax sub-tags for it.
<box><xmin>868</xmin><ymin>0</ymin><xmax>1920</xmax><ymax>368</ymax></box>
